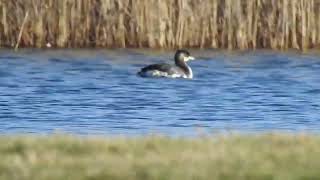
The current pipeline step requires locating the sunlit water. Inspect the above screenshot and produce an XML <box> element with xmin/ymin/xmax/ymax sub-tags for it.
<box><xmin>0</xmin><ymin>49</ymin><xmax>320</xmax><ymax>136</ymax></box>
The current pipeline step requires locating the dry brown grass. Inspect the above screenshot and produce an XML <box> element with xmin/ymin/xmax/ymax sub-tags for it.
<box><xmin>1</xmin><ymin>0</ymin><xmax>320</xmax><ymax>50</ymax></box>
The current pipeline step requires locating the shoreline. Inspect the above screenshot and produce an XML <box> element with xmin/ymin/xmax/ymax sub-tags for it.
<box><xmin>1</xmin><ymin>133</ymin><xmax>319</xmax><ymax>179</ymax></box>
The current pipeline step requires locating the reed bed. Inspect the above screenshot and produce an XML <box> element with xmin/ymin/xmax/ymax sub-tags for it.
<box><xmin>1</xmin><ymin>0</ymin><xmax>320</xmax><ymax>50</ymax></box>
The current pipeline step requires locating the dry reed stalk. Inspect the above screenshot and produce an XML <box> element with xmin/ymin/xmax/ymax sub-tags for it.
<box><xmin>14</xmin><ymin>11</ymin><xmax>29</xmax><ymax>51</ymax></box>
<box><xmin>291</xmin><ymin>0</ymin><xmax>299</xmax><ymax>49</ymax></box>
<box><xmin>300</xmin><ymin>0</ymin><xmax>308</xmax><ymax>50</ymax></box>
<box><xmin>210</xmin><ymin>0</ymin><xmax>218</xmax><ymax>48</ymax></box>
<box><xmin>1</xmin><ymin>0</ymin><xmax>320</xmax><ymax>50</ymax></box>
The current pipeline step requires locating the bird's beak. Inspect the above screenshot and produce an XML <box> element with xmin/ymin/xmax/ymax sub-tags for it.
<box><xmin>186</xmin><ymin>56</ymin><xmax>195</xmax><ymax>61</ymax></box>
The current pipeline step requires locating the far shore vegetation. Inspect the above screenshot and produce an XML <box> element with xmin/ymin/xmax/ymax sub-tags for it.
<box><xmin>1</xmin><ymin>134</ymin><xmax>320</xmax><ymax>180</ymax></box>
<box><xmin>1</xmin><ymin>0</ymin><xmax>320</xmax><ymax>50</ymax></box>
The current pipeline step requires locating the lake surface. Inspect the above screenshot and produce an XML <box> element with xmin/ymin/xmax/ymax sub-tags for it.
<box><xmin>0</xmin><ymin>49</ymin><xmax>320</xmax><ymax>136</ymax></box>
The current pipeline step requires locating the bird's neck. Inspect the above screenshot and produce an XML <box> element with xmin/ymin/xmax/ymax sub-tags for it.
<box><xmin>176</xmin><ymin>61</ymin><xmax>193</xmax><ymax>79</ymax></box>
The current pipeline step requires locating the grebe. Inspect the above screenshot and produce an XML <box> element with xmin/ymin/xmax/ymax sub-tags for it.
<box><xmin>137</xmin><ymin>50</ymin><xmax>195</xmax><ymax>79</ymax></box>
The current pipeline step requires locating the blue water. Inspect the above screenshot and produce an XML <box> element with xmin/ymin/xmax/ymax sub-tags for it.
<box><xmin>1</xmin><ymin>49</ymin><xmax>320</xmax><ymax>136</ymax></box>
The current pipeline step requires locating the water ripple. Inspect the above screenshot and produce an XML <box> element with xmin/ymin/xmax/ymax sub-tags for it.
<box><xmin>0</xmin><ymin>50</ymin><xmax>320</xmax><ymax>136</ymax></box>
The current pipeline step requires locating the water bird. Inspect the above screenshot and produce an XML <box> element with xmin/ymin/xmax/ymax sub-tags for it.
<box><xmin>137</xmin><ymin>49</ymin><xmax>195</xmax><ymax>79</ymax></box>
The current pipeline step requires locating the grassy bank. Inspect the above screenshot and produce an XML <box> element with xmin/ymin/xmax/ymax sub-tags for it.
<box><xmin>1</xmin><ymin>0</ymin><xmax>320</xmax><ymax>50</ymax></box>
<box><xmin>1</xmin><ymin>134</ymin><xmax>320</xmax><ymax>180</ymax></box>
